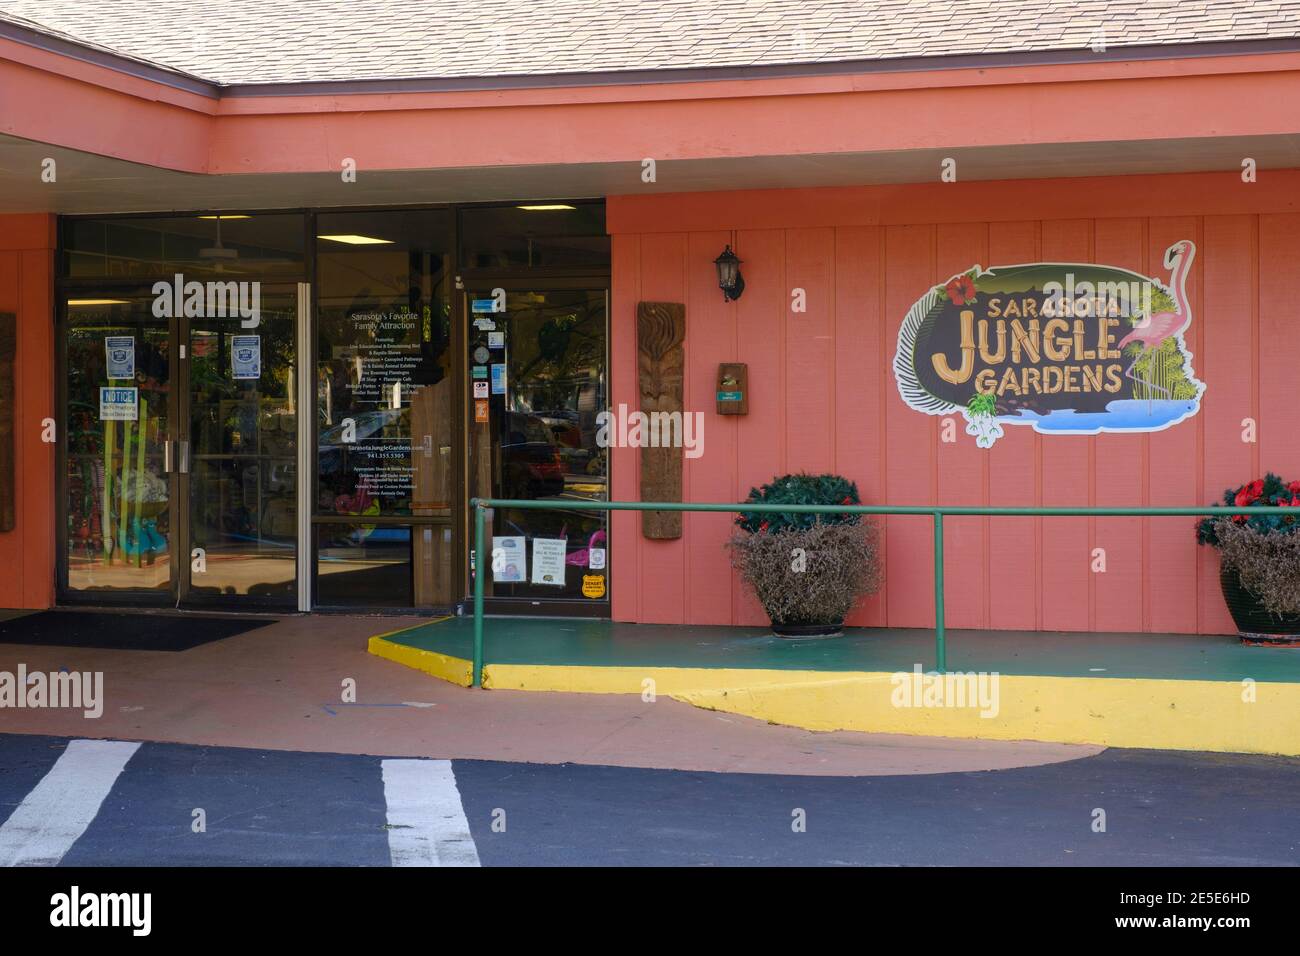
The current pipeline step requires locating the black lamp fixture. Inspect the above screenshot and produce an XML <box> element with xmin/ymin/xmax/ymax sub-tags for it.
<box><xmin>714</xmin><ymin>244</ymin><xmax>745</xmax><ymax>301</ymax></box>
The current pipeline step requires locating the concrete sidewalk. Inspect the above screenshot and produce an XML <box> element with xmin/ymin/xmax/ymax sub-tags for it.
<box><xmin>0</xmin><ymin>612</ymin><xmax>1099</xmax><ymax>776</ymax></box>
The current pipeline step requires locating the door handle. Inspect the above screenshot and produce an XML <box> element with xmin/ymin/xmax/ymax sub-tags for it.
<box><xmin>421</xmin><ymin>435</ymin><xmax>433</xmax><ymax>459</ymax></box>
<box><xmin>178</xmin><ymin>439</ymin><xmax>190</xmax><ymax>475</ymax></box>
<box><xmin>163</xmin><ymin>439</ymin><xmax>173</xmax><ymax>473</ymax></box>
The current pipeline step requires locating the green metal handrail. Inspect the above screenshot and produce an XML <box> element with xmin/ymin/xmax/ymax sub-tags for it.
<box><xmin>469</xmin><ymin>498</ymin><xmax>1295</xmax><ymax>688</ymax></box>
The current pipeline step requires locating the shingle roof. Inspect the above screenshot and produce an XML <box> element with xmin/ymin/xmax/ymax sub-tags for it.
<box><xmin>2</xmin><ymin>0</ymin><xmax>1298</xmax><ymax>87</ymax></box>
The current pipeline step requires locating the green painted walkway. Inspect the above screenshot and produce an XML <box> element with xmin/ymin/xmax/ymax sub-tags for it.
<box><xmin>381</xmin><ymin>617</ymin><xmax>1300</xmax><ymax>683</ymax></box>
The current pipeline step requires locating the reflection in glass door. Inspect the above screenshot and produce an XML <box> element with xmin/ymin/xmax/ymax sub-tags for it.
<box><xmin>61</xmin><ymin>288</ymin><xmax>298</xmax><ymax>607</ymax></box>
<box><xmin>314</xmin><ymin>210</ymin><xmax>456</xmax><ymax>609</ymax></box>
<box><xmin>186</xmin><ymin>287</ymin><xmax>298</xmax><ymax>606</ymax></box>
<box><xmin>64</xmin><ymin>296</ymin><xmax>174</xmax><ymax>597</ymax></box>
<box><xmin>467</xmin><ymin>288</ymin><xmax>608</xmax><ymax>607</ymax></box>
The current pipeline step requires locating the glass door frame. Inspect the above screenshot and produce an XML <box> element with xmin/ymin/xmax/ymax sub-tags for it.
<box><xmin>455</xmin><ymin>273</ymin><xmax>611</xmax><ymax>618</ymax></box>
<box><xmin>55</xmin><ymin>285</ymin><xmax>308</xmax><ymax>610</ymax></box>
<box><xmin>176</xmin><ymin>282</ymin><xmax>308</xmax><ymax>611</ymax></box>
<box><xmin>55</xmin><ymin>284</ymin><xmax>183</xmax><ymax>607</ymax></box>
<box><xmin>55</xmin><ymin>208</ymin><xmax>312</xmax><ymax>608</ymax></box>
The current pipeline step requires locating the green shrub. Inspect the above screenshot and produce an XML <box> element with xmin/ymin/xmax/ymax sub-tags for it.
<box><xmin>735</xmin><ymin>473</ymin><xmax>862</xmax><ymax>534</ymax></box>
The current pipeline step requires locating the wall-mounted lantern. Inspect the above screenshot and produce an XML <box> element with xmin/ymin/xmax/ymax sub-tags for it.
<box><xmin>713</xmin><ymin>245</ymin><xmax>745</xmax><ymax>301</ymax></box>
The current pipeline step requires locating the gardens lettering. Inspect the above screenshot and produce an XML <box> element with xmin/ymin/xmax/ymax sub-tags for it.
<box><xmin>931</xmin><ymin>297</ymin><xmax>1125</xmax><ymax>398</ymax></box>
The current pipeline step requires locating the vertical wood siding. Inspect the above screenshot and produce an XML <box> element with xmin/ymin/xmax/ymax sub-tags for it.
<box><xmin>611</xmin><ymin>209</ymin><xmax>1298</xmax><ymax>634</ymax></box>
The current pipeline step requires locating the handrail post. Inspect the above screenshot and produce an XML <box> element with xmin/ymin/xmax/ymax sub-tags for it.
<box><xmin>472</xmin><ymin>499</ymin><xmax>486</xmax><ymax>688</ymax></box>
<box><xmin>933</xmin><ymin>510</ymin><xmax>946</xmax><ymax>673</ymax></box>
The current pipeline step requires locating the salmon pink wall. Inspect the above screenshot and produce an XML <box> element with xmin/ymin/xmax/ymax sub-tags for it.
<box><xmin>0</xmin><ymin>214</ymin><xmax>56</xmax><ymax>609</ymax></box>
<box><xmin>607</xmin><ymin>174</ymin><xmax>1300</xmax><ymax>634</ymax></box>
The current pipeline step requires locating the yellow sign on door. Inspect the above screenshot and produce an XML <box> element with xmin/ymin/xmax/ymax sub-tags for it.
<box><xmin>581</xmin><ymin>574</ymin><xmax>606</xmax><ymax>599</ymax></box>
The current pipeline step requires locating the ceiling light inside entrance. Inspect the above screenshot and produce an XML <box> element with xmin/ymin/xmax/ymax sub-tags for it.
<box><xmin>317</xmin><ymin>234</ymin><xmax>394</xmax><ymax>245</ymax></box>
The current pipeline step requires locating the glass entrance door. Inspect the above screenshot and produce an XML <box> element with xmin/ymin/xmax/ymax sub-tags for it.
<box><xmin>60</xmin><ymin>286</ymin><xmax>298</xmax><ymax>608</ymax></box>
<box><xmin>64</xmin><ymin>295</ymin><xmax>175</xmax><ymax>598</ymax></box>
<box><xmin>184</xmin><ymin>287</ymin><xmax>299</xmax><ymax>606</ymax></box>
<box><xmin>465</xmin><ymin>287</ymin><xmax>609</xmax><ymax>610</ymax></box>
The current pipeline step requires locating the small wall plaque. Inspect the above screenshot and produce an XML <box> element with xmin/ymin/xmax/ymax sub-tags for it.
<box><xmin>716</xmin><ymin>363</ymin><xmax>748</xmax><ymax>415</ymax></box>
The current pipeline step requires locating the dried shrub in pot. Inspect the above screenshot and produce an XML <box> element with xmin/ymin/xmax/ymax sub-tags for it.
<box><xmin>1211</xmin><ymin>517</ymin><xmax>1300</xmax><ymax>617</ymax></box>
<box><xmin>727</xmin><ymin>473</ymin><xmax>882</xmax><ymax>627</ymax></box>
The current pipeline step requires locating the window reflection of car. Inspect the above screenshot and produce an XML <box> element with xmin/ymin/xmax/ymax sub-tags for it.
<box><xmin>318</xmin><ymin>408</ymin><xmax>406</xmax><ymax>473</ymax></box>
<box><xmin>502</xmin><ymin>412</ymin><xmax>565</xmax><ymax>499</ymax></box>
<box><xmin>537</xmin><ymin>410</ymin><xmax>595</xmax><ymax>472</ymax></box>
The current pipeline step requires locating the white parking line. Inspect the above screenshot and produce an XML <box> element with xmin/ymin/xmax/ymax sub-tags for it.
<box><xmin>381</xmin><ymin>759</ymin><xmax>480</xmax><ymax>867</ymax></box>
<box><xmin>0</xmin><ymin>739</ymin><xmax>140</xmax><ymax>867</ymax></box>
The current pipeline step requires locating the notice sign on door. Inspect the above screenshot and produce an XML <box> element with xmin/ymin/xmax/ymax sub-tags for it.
<box><xmin>99</xmin><ymin>387</ymin><xmax>138</xmax><ymax>421</ymax></box>
<box><xmin>104</xmin><ymin>336</ymin><xmax>135</xmax><ymax>380</ymax></box>
<box><xmin>531</xmin><ymin>538</ymin><xmax>567</xmax><ymax>586</ymax></box>
<box><xmin>231</xmin><ymin>335</ymin><xmax>261</xmax><ymax>380</ymax></box>
<box><xmin>491</xmin><ymin>535</ymin><xmax>526</xmax><ymax>583</ymax></box>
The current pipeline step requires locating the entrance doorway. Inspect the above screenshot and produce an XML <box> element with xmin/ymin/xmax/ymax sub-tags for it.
<box><xmin>60</xmin><ymin>283</ymin><xmax>300</xmax><ymax>608</ymax></box>
<box><xmin>464</xmin><ymin>285</ymin><xmax>609</xmax><ymax>613</ymax></box>
<box><xmin>56</xmin><ymin>203</ymin><xmax>611</xmax><ymax>614</ymax></box>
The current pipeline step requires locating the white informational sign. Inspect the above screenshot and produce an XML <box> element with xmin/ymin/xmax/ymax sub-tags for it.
<box><xmin>588</xmin><ymin>547</ymin><xmax>606</xmax><ymax>571</ymax></box>
<box><xmin>473</xmin><ymin>381</ymin><xmax>489</xmax><ymax>398</ymax></box>
<box><xmin>231</xmin><ymin>335</ymin><xmax>261</xmax><ymax>380</ymax></box>
<box><xmin>487</xmin><ymin>331</ymin><xmax>504</xmax><ymax>349</ymax></box>
<box><xmin>530</xmin><ymin>538</ymin><xmax>568</xmax><ymax>586</ymax></box>
<box><xmin>104</xmin><ymin>336</ymin><xmax>135</xmax><ymax>380</ymax></box>
<box><xmin>491</xmin><ymin>535</ymin><xmax>526</xmax><ymax>583</ymax></box>
<box><xmin>99</xmin><ymin>387</ymin><xmax>138</xmax><ymax>421</ymax></box>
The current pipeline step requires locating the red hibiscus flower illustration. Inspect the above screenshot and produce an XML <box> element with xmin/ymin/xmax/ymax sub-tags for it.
<box><xmin>946</xmin><ymin>275</ymin><xmax>977</xmax><ymax>305</ymax></box>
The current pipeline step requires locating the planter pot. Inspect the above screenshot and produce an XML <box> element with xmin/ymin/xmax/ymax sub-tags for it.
<box><xmin>769</xmin><ymin>620</ymin><xmax>843</xmax><ymax>639</ymax></box>
<box><xmin>1219</xmin><ymin>566</ymin><xmax>1300</xmax><ymax>646</ymax></box>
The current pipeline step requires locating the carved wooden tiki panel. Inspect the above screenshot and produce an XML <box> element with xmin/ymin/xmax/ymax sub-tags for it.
<box><xmin>636</xmin><ymin>301</ymin><xmax>685</xmax><ymax>539</ymax></box>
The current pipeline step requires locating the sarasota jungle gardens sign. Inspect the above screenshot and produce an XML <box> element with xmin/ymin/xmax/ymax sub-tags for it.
<box><xmin>893</xmin><ymin>241</ymin><xmax>1204</xmax><ymax>447</ymax></box>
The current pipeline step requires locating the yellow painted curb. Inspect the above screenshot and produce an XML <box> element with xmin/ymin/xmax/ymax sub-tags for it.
<box><xmin>368</xmin><ymin>633</ymin><xmax>472</xmax><ymax>688</ymax></box>
<box><xmin>370</xmin><ymin>643</ymin><xmax>1300</xmax><ymax>756</ymax></box>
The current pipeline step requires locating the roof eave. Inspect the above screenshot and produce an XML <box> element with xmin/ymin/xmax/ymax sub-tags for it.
<box><xmin>3</xmin><ymin>11</ymin><xmax>1299</xmax><ymax>99</ymax></box>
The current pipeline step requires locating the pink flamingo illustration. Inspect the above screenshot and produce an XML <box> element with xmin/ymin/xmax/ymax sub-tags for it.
<box><xmin>565</xmin><ymin>528</ymin><xmax>607</xmax><ymax>567</ymax></box>
<box><xmin>1118</xmin><ymin>240</ymin><xmax>1194</xmax><ymax>350</ymax></box>
<box><xmin>1120</xmin><ymin>240</ymin><xmax>1195</xmax><ymax>397</ymax></box>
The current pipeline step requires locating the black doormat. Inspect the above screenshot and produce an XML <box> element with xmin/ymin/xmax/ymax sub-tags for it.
<box><xmin>0</xmin><ymin>611</ymin><xmax>275</xmax><ymax>651</ymax></box>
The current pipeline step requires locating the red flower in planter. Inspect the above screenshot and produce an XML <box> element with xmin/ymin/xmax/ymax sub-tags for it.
<box><xmin>1234</xmin><ymin>479</ymin><xmax>1265</xmax><ymax>507</ymax></box>
<box><xmin>946</xmin><ymin>275</ymin><xmax>977</xmax><ymax>305</ymax></box>
<box><xmin>759</xmin><ymin>520</ymin><xmax>769</xmax><ymax>532</ymax></box>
